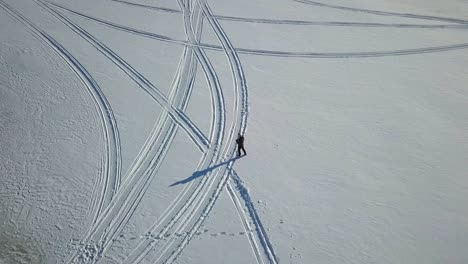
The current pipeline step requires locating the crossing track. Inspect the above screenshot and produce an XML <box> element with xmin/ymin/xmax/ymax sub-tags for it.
<box><xmin>46</xmin><ymin>2</ymin><xmax>468</xmax><ymax>59</ymax></box>
<box><xmin>110</xmin><ymin>0</ymin><xmax>468</xmax><ymax>29</ymax></box>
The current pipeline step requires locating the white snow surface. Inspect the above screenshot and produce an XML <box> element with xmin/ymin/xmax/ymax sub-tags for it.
<box><xmin>1</xmin><ymin>0</ymin><xmax>468</xmax><ymax>263</ymax></box>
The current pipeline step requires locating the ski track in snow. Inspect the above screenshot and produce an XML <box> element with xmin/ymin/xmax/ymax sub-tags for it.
<box><xmin>294</xmin><ymin>0</ymin><xmax>468</xmax><ymax>24</ymax></box>
<box><xmin>0</xmin><ymin>0</ymin><xmax>122</xmax><ymax>239</ymax></box>
<box><xmin>48</xmin><ymin>2</ymin><xmax>468</xmax><ymax>59</ymax></box>
<box><xmin>110</xmin><ymin>0</ymin><xmax>468</xmax><ymax>29</ymax></box>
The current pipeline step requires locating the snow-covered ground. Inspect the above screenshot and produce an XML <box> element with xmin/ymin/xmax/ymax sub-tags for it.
<box><xmin>1</xmin><ymin>0</ymin><xmax>468</xmax><ymax>263</ymax></box>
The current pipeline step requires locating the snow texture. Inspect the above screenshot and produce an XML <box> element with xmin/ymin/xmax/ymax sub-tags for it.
<box><xmin>1</xmin><ymin>0</ymin><xmax>468</xmax><ymax>263</ymax></box>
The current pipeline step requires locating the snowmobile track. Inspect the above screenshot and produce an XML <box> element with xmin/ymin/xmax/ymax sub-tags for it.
<box><xmin>294</xmin><ymin>0</ymin><xmax>468</xmax><ymax>24</ymax></box>
<box><xmin>39</xmin><ymin>1</ymin><xmax>236</xmax><ymax>262</ymax></box>
<box><xmin>35</xmin><ymin>2</ymin><xmax>216</xmax><ymax>263</ymax></box>
<box><xmin>160</xmin><ymin>2</ymin><xmax>278</xmax><ymax>263</ymax></box>
<box><xmin>110</xmin><ymin>0</ymin><xmax>468</xmax><ymax>29</ymax></box>
<box><xmin>3</xmin><ymin>1</ymin><xmax>277</xmax><ymax>263</ymax></box>
<box><xmin>121</xmin><ymin>2</ymin><xmax>230</xmax><ymax>262</ymax></box>
<box><xmin>49</xmin><ymin>3</ymin><xmax>468</xmax><ymax>59</ymax></box>
<box><xmin>123</xmin><ymin>1</ymin><xmax>278</xmax><ymax>263</ymax></box>
<box><xmin>44</xmin><ymin>1</ymin><xmax>209</xmax><ymax>151</ymax></box>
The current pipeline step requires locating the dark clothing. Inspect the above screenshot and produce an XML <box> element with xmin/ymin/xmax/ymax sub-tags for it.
<box><xmin>236</xmin><ymin>136</ymin><xmax>244</xmax><ymax>146</ymax></box>
<box><xmin>236</xmin><ymin>135</ymin><xmax>246</xmax><ymax>156</ymax></box>
<box><xmin>237</xmin><ymin>145</ymin><xmax>246</xmax><ymax>156</ymax></box>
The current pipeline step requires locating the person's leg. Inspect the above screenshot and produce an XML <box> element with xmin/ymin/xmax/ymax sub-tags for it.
<box><xmin>241</xmin><ymin>146</ymin><xmax>246</xmax><ymax>155</ymax></box>
<box><xmin>237</xmin><ymin>145</ymin><xmax>241</xmax><ymax>156</ymax></box>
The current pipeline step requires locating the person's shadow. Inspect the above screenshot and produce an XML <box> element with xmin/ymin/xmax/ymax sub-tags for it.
<box><xmin>169</xmin><ymin>156</ymin><xmax>242</xmax><ymax>187</ymax></box>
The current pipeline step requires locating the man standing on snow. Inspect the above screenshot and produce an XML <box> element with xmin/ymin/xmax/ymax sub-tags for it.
<box><xmin>236</xmin><ymin>133</ymin><xmax>246</xmax><ymax>157</ymax></box>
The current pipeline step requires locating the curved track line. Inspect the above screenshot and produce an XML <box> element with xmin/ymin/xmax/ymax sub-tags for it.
<box><xmin>110</xmin><ymin>0</ymin><xmax>180</xmax><ymax>14</ymax></box>
<box><xmin>160</xmin><ymin>161</ymin><xmax>233</xmax><ymax>264</ymax></box>
<box><xmin>294</xmin><ymin>0</ymin><xmax>468</xmax><ymax>24</ymax></box>
<box><xmin>121</xmin><ymin>2</ymin><xmax>230</xmax><ymax>263</ymax></box>
<box><xmin>41</xmin><ymin>2</ymin><xmax>232</xmax><ymax>264</ymax></box>
<box><xmin>44</xmin><ymin>1</ymin><xmax>208</xmax><ymax>150</ymax></box>
<box><xmin>118</xmin><ymin>7</ymin><xmax>213</xmax><ymax>264</ymax></box>
<box><xmin>0</xmin><ymin>0</ymin><xmax>122</xmax><ymax>231</ymax></box>
<box><xmin>156</xmin><ymin>1</ymin><xmax>255</xmax><ymax>263</ymax></box>
<box><xmin>150</xmin><ymin>5</ymin><xmax>233</xmax><ymax>263</ymax></box>
<box><xmin>44</xmin><ymin>2</ymin><xmax>209</xmax><ymax>152</ymax></box>
<box><xmin>47</xmin><ymin>3</ymin><xmax>468</xmax><ymax>59</ymax></box>
<box><xmin>120</xmin><ymin>49</ymin><xmax>187</xmax><ymax>184</ymax></box>
<box><xmin>34</xmin><ymin>2</ymin><xmax>215</xmax><ymax>263</ymax></box>
<box><xmin>236</xmin><ymin>43</ymin><xmax>468</xmax><ymax>58</ymax></box>
<box><xmin>155</xmin><ymin>1</ymin><xmax>279</xmax><ymax>263</ymax></box>
<box><xmin>162</xmin><ymin>1</ymin><xmax>281</xmax><ymax>263</ymax></box>
<box><xmin>100</xmin><ymin>32</ymin><xmax>202</xmax><ymax>259</ymax></box>
<box><xmin>160</xmin><ymin>1</ymin><xmax>277</xmax><ymax>263</ymax></box>
<box><xmin>110</xmin><ymin>0</ymin><xmax>468</xmax><ymax>29</ymax></box>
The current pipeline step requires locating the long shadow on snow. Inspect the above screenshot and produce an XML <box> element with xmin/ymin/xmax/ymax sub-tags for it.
<box><xmin>170</xmin><ymin>156</ymin><xmax>242</xmax><ymax>186</ymax></box>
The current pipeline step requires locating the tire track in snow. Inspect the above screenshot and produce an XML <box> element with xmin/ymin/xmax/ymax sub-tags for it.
<box><xmin>102</xmin><ymin>2</ymin><xmax>215</xmax><ymax>261</ymax></box>
<box><xmin>37</xmin><ymin>1</ymin><xmax>210</xmax><ymax>262</ymax></box>
<box><xmin>294</xmin><ymin>0</ymin><xmax>468</xmax><ymax>24</ymax></box>
<box><xmin>144</xmin><ymin>1</ymin><xmax>255</xmax><ymax>263</ymax></box>
<box><xmin>97</xmin><ymin>34</ymin><xmax>203</xmax><ymax>260</ymax></box>
<box><xmin>48</xmin><ymin>2</ymin><xmax>188</xmax><ymax>45</ymax></box>
<box><xmin>161</xmin><ymin>1</ymin><xmax>278</xmax><ymax>263</ymax></box>
<box><xmin>236</xmin><ymin>43</ymin><xmax>468</xmax><ymax>58</ymax></box>
<box><xmin>35</xmin><ymin>2</ymin><xmax>216</xmax><ymax>263</ymax></box>
<box><xmin>154</xmin><ymin>1</ymin><xmax>279</xmax><ymax>263</ymax></box>
<box><xmin>110</xmin><ymin>0</ymin><xmax>468</xmax><ymax>29</ymax></box>
<box><xmin>44</xmin><ymin>1</ymin><xmax>209</xmax><ymax>151</ymax></box>
<box><xmin>42</xmin><ymin>2</ymin><xmax>232</xmax><ymax>263</ymax></box>
<box><xmin>47</xmin><ymin>4</ymin><xmax>468</xmax><ymax>59</ymax></box>
<box><xmin>119</xmin><ymin>50</ymin><xmax>185</xmax><ymax>186</ymax></box>
<box><xmin>0</xmin><ymin>0</ymin><xmax>122</xmax><ymax>232</ymax></box>
<box><xmin>121</xmin><ymin>2</ymin><xmax>231</xmax><ymax>262</ymax></box>
<box><xmin>111</xmin><ymin>0</ymin><xmax>181</xmax><ymax>14</ymax></box>
<box><xmin>142</xmin><ymin>1</ymin><xmax>231</xmax><ymax>260</ymax></box>
<box><xmin>39</xmin><ymin>1</ymin><xmax>208</xmax><ymax>192</ymax></box>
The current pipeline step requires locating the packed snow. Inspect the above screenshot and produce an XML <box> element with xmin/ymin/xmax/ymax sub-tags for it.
<box><xmin>1</xmin><ymin>0</ymin><xmax>468</xmax><ymax>263</ymax></box>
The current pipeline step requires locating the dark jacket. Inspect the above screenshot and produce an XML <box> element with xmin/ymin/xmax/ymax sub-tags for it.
<box><xmin>236</xmin><ymin>136</ymin><xmax>244</xmax><ymax>146</ymax></box>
